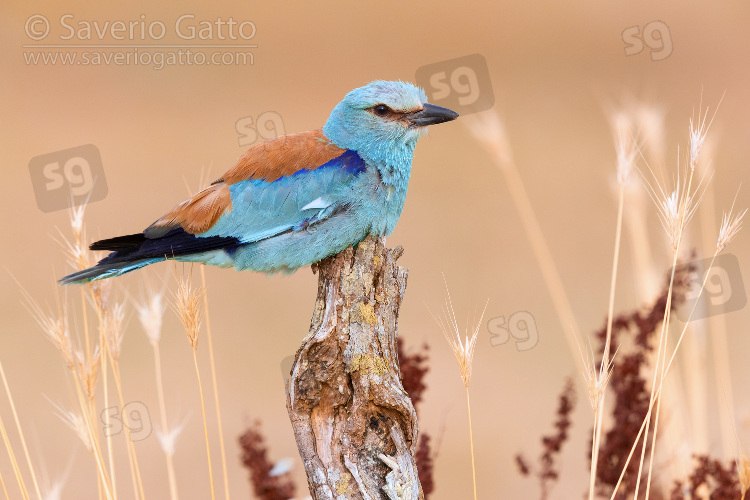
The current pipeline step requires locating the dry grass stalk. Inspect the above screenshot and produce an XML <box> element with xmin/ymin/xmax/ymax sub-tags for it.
<box><xmin>0</xmin><ymin>393</ymin><xmax>30</xmax><ymax>500</ymax></box>
<box><xmin>51</xmin><ymin>402</ymin><xmax>96</xmax><ymax>454</ymax></box>
<box><xmin>199</xmin><ymin>267</ymin><xmax>230</xmax><ymax>500</ymax></box>
<box><xmin>696</xmin><ymin>142</ymin><xmax>738</xmax><ymax>461</ymax></box>
<box><xmin>76</xmin><ymin>219</ymin><xmax>143</xmax><ymax>500</ymax></box>
<box><xmin>607</xmin><ymin>184</ymin><xmax>745</xmax><ymax>500</ymax></box>
<box><xmin>174</xmin><ymin>273</ymin><xmax>215</xmax><ymax>500</ymax></box>
<box><xmin>588</xmin><ymin>109</ymin><xmax>636</xmax><ymax>500</ymax></box>
<box><xmin>431</xmin><ymin>281</ymin><xmax>487</xmax><ymax>500</ymax></box>
<box><xmin>463</xmin><ymin>111</ymin><xmax>585</xmax><ymax>376</ymax></box>
<box><xmin>99</xmin><ymin>314</ymin><xmax>145</xmax><ymax>500</ymax></box>
<box><xmin>0</xmin><ymin>469</ymin><xmax>9</xmax><ymax>500</ymax></box>
<box><xmin>634</xmin><ymin>107</ymin><xmax>715</xmax><ymax>500</ymax></box>
<box><xmin>135</xmin><ymin>283</ymin><xmax>179</xmax><ymax>500</ymax></box>
<box><xmin>20</xmin><ymin>283</ymin><xmax>114</xmax><ymax>499</ymax></box>
<box><xmin>56</xmin><ymin>205</ymin><xmax>117</xmax><ymax>498</ymax></box>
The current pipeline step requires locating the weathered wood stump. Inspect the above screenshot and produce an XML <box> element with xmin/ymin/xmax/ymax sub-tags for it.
<box><xmin>286</xmin><ymin>236</ymin><xmax>422</xmax><ymax>499</ymax></box>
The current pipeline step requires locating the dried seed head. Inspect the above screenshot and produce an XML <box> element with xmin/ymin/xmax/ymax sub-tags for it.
<box><xmin>75</xmin><ymin>346</ymin><xmax>101</xmax><ymax>401</ymax></box>
<box><xmin>174</xmin><ymin>276</ymin><xmax>204</xmax><ymax>350</ymax></box>
<box><xmin>610</xmin><ymin>112</ymin><xmax>637</xmax><ymax>185</ymax></box>
<box><xmin>91</xmin><ymin>278</ymin><xmax>112</xmax><ymax>313</ymax></box>
<box><xmin>643</xmin><ymin>163</ymin><xmax>709</xmax><ymax>250</ymax></box>
<box><xmin>51</xmin><ymin>402</ymin><xmax>95</xmax><ymax>454</ymax></box>
<box><xmin>136</xmin><ymin>290</ymin><xmax>166</xmax><ymax>345</ymax></box>
<box><xmin>577</xmin><ymin>338</ymin><xmax>614</xmax><ymax>412</ymax></box>
<box><xmin>157</xmin><ymin>421</ymin><xmax>186</xmax><ymax>457</ymax></box>
<box><xmin>689</xmin><ymin>107</ymin><xmax>714</xmax><ymax>171</ymax></box>
<box><xmin>68</xmin><ymin>203</ymin><xmax>86</xmax><ymax>239</ymax></box>
<box><xmin>636</xmin><ymin>105</ymin><xmax>666</xmax><ymax>168</ymax></box>
<box><xmin>640</xmin><ymin>105</ymin><xmax>718</xmax><ymax>250</ymax></box>
<box><xmin>23</xmin><ymin>293</ymin><xmax>76</xmax><ymax>370</ymax></box>
<box><xmin>717</xmin><ymin>192</ymin><xmax>746</xmax><ymax>253</ymax></box>
<box><xmin>431</xmin><ymin>280</ymin><xmax>487</xmax><ymax>389</ymax></box>
<box><xmin>104</xmin><ymin>302</ymin><xmax>126</xmax><ymax>361</ymax></box>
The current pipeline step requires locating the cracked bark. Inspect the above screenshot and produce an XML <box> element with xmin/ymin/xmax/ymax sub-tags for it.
<box><xmin>286</xmin><ymin>235</ymin><xmax>423</xmax><ymax>500</ymax></box>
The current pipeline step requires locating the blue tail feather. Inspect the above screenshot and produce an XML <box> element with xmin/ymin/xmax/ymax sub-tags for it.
<box><xmin>59</xmin><ymin>228</ymin><xmax>241</xmax><ymax>284</ymax></box>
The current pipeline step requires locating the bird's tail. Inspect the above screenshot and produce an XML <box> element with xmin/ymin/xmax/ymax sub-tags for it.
<box><xmin>59</xmin><ymin>258</ymin><xmax>164</xmax><ymax>285</ymax></box>
<box><xmin>59</xmin><ymin>229</ymin><xmax>241</xmax><ymax>285</ymax></box>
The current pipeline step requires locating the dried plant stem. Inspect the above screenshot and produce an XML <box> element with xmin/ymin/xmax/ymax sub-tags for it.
<box><xmin>609</xmin><ymin>251</ymin><xmax>721</xmax><ymax>500</ymax></box>
<box><xmin>589</xmin><ymin>183</ymin><xmax>626</xmax><ymax>500</ymax></box>
<box><xmin>643</xmin><ymin>170</ymin><xmax>696</xmax><ymax>500</ymax></box>
<box><xmin>466</xmin><ymin>388</ymin><xmax>477</xmax><ymax>500</ymax></box>
<box><xmin>199</xmin><ymin>267</ymin><xmax>230</xmax><ymax>500</ymax></box>
<box><xmin>98</xmin><ymin>313</ymin><xmax>116</xmax><ymax>497</ymax></box>
<box><xmin>192</xmin><ymin>348</ymin><xmax>216</xmax><ymax>500</ymax></box>
<box><xmin>80</xmin><ymin>289</ymin><xmax>106</xmax><ymax>500</ymax></box>
<box><xmin>465</xmin><ymin>113</ymin><xmax>584</xmax><ymax>374</ymax></box>
<box><xmin>0</xmin><ymin>399</ymin><xmax>29</xmax><ymax>499</ymax></box>
<box><xmin>0</xmin><ymin>469</ymin><xmax>9</xmax><ymax>500</ymax></box>
<box><xmin>701</xmin><ymin>181</ymin><xmax>736</xmax><ymax>459</ymax></box>
<box><xmin>91</xmin><ymin>296</ymin><xmax>143</xmax><ymax>500</ymax></box>
<box><xmin>634</xmin><ymin>248</ymin><xmax>678</xmax><ymax>500</ymax></box>
<box><xmin>498</xmin><ymin>155</ymin><xmax>583</xmax><ymax>373</ymax></box>
<box><xmin>589</xmin><ymin>410</ymin><xmax>600</xmax><ymax>500</ymax></box>
<box><xmin>174</xmin><ymin>274</ymin><xmax>214</xmax><ymax>498</ymax></box>
<box><xmin>0</xmin><ymin>361</ymin><xmax>40</xmax><ymax>500</ymax></box>
<box><xmin>81</xmin><ymin>290</ymin><xmax>92</xmax><ymax>382</ymax></box>
<box><xmin>152</xmin><ymin>341</ymin><xmax>179</xmax><ymax>499</ymax></box>
<box><xmin>69</xmin><ymin>361</ymin><xmax>114</xmax><ymax>500</ymax></box>
<box><xmin>107</xmin><ymin>357</ymin><xmax>145</xmax><ymax>500</ymax></box>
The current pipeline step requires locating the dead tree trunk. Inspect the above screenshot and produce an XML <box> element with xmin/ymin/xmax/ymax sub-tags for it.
<box><xmin>285</xmin><ymin>235</ymin><xmax>423</xmax><ymax>499</ymax></box>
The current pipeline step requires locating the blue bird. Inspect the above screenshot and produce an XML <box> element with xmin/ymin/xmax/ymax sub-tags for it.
<box><xmin>60</xmin><ymin>81</ymin><xmax>458</xmax><ymax>284</ymax></box>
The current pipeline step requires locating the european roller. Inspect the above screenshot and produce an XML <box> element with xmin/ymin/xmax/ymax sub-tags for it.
<box><xmin>60</xmin><ymin>80</ymin><xmax>458</xmax><ymax>285</ymax></box>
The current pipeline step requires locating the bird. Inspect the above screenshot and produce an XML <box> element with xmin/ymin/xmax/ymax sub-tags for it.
<box><xmin>60</xmin><ymin>80</ymin><xmax>458</xmax><ymax>285</ymax></box>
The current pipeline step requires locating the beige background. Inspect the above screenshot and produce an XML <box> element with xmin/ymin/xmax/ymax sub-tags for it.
<box><xmin>2</xmin><ymin>1</ymin><xmax>749</xmax><ymax>498</ymax></box>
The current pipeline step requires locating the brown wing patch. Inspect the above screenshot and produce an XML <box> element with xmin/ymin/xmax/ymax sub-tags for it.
<box><xmin>144</xmin><ymin>129</ymin><xmax>343</xmax><ymax>238</ymax></box>
<box><xmin>145</xmin><ymin>182</ymin><xmax>232</xmax><ymax>237</ymax></box>
<box><xmin>220</xmin><ymin>129</ymin><xmax>346</xmax><ymax>184</ymax></box>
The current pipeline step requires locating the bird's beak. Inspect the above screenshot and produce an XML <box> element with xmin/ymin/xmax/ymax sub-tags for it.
<box><xmin>406</xmin><ymin>103</ymin><xmax>459</xmax><ymax>127</ymax></box>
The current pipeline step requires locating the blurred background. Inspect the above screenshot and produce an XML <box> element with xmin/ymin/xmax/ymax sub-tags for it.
<box><xmin>2</xmin><ymin>1</ymin><xmax>750</xmax><ymax>498</ymax></box>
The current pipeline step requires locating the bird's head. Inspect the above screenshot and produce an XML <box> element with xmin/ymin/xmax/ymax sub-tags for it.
<box><xmin>323</xmin><ymin>80</ymin><xmax>458</xmax><ymax>170</ymax></box>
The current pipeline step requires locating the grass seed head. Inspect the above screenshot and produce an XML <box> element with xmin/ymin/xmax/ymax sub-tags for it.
<box><xmin>717</xmin><ymin>191</ymin><xmax>747</xmax><ymax>253</ymax></box>
<box><xmin>611</xmin><ymin>111</ymin><xmax>638</xmax><ymax>185</ymax></box>
<box><xmin>104</xmin><ymin>302</ymin><xmax>126</xmax><ymax>361</ymax></box>
<box><xmin>174</xmin><ymin>276</ymin><xmax>204</xmax><ymax>350</ymax></box>
<box><xmin>431</xmin><ymin>280</ymin><xmax>487</xmax><ymax>389</ymax></box>
<box><xmin>136</xmin><ymin>290</ymin><xmax>166</xmax><ymax>345</ymax></box>
<box><xmin>51</xmin><ymin>403</ymin><xmax>94</xmax><ymax>454</ymax></box>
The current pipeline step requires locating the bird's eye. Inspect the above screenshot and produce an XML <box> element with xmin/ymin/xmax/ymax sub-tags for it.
<box><xmin>372</xmin><ymin>104</ymin><xmax>390</xmax><ymax>117</ymax></box>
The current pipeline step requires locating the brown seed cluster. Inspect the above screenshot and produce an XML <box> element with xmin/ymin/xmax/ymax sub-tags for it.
<box><xmin>238</xmin><ymin>420</ymin><xmax>296</xmax><ymax>500</ymax></box>
<box><xmin>515</xmin><ymin>378</ymin><xmax>576</xmax><ymax>500</ymax></box>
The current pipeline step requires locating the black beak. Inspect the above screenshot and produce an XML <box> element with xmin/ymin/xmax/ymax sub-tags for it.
<box><xmin>406</xmin><ymin>103</ymin><xmax>459</xmax><ymax>127</ymax></box>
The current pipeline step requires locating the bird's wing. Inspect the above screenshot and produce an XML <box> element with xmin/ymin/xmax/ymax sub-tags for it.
<box><xmin>143</xmin><ymin>129</ymin><xmax>367</xmax><ymax>244</ymax></box>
